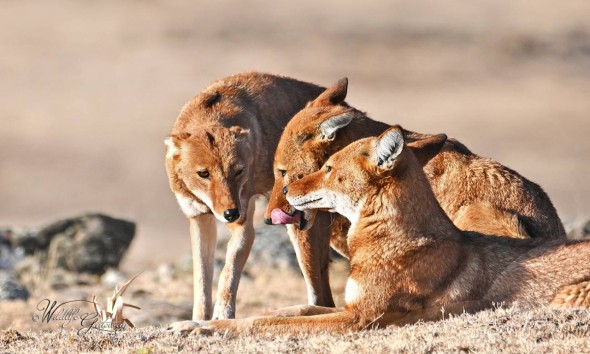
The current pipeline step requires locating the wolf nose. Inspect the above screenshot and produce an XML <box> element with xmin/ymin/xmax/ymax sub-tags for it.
<box><xmin>263</xmin><ymin>217</ymin><xmax>273</xmax><ymax>225</ymax></box>
<box><xmin>282</xmin><ymin>186</ymin><xmax>288</xmax><ymax>195</ymax></box>
<box><xmin>223</xmin><ymin>209</ymin><xmax>240</xmax><ymax>222</ymax></box>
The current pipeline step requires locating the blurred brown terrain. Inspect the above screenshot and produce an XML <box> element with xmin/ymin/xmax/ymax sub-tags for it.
<box><xmin>1</xmin><ymin>1</ymin><xmax>589</xmax><ymax>271</ymax></box>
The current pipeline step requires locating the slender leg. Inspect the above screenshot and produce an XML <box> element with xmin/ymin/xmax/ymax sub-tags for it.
<box><xmin>204</xmin><ymin>310</ymin><xmax>361</xmax><ymax>335</ymax></box>
<box><xmin>258</xmin><ymin>304</ymin><xmax>342</xmax><ymax>317</ymax></box>
<box><xmin>212</xmin><ymin>197</ymin><xmax>257</xmax><ymax>319</ymax></box>
<box><xmin>189</xmin><ymin>214</ymin><xmax>217</xmax><ymax>321</ymax></box>
<box><xmin>286</xmin><ymin>211</ymin><xmax>335</xmax><ymax>308</ymax></box>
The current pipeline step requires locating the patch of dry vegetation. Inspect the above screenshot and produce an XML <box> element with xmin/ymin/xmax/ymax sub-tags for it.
<box><xmin>2</xmin><ymin>306</ymin><xmax>589</xmax><ymax>353</ymax></box>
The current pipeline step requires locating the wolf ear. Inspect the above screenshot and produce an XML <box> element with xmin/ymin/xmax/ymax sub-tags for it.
<box><xmin>164</xmin><ymin>135</ymin><xmax>182</xmax><ymax>159</ymax></box>
<box><xmin>309</xmin><ymin>77</ymin><xmax>348</xmax><ymax>107</ymax></box>
<box><xmin>374</xmin><ymin>126</ymin><xmax>405</xmax><ymax>169</ymax></box>
<box><xmin>407</xmin><ymin>133</ymin><xmax>447</xmax><ymax>166</ymax></box>
<box><xmin>318</xmin><ymin>111</ymin><xmax>354</xmax><ymax>141</ymax></box>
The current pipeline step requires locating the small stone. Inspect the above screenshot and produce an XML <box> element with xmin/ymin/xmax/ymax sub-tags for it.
<box><xmin>0</xmin><ymin>270</ymin><xmax>29</xmax><ymax>301</ymax></box>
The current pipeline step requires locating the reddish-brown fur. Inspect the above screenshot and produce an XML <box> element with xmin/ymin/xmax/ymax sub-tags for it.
<box><xmin>165</xmin><ymin>72</ymin><xmax>325</xmax><ymax>321</ymax></box>
<box><xmin>264</xmin><ymin>78</ymin><xmax>566</xmax><ymax>309</ymax></box>
<box><xmin>182</xmin><ymin>126</ymin><xmax>589</xmax><ymax>335</ymax></box>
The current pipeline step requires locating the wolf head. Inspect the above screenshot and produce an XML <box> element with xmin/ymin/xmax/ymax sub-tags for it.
<box><xmin>165</xmin><ymin>125</ymin><xmax>252</xmax><ymax>224</ymax></box>
<box><xmin>285</xmin><ymin>126</ymin><xmax>447</xmax><ymax>229</ymax></box>
<box><xmin>265</xmin><ymin>78</ymin><xmax>356</xmax><ymax>230</ymax></box>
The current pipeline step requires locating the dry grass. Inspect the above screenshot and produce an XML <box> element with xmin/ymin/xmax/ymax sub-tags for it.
<box><xmin>2</xmin><ymin>306</ymin><xmax>589</xmax><ymax>354</ymax></box>
<box><xmin>2</xmin><ymin>259</ymin><xmax>590</xmax><ymax>353</ymax></box>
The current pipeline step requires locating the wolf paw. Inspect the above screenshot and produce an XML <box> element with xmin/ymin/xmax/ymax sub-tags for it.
<box><xmin>167</xmin><ymin>320</ymin><xmax>212</xmax><ymax>336</ymax></box>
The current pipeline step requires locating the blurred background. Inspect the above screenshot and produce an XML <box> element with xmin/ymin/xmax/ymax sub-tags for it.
<box><xmin>1</xmin><ymin>0</ymin><xmax>589</xmax><ymax>270</ymax></box>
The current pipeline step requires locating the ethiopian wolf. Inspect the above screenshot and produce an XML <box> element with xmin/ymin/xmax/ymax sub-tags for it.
<box><xmin>177</xmin><ymin>126</ymin><xmax>589</xmax><ymax>335</ymax></box>
<box><xmin>164</xmin><ymin>72</ymin><xmax>324</xmax><ymax>320</ymax></box>
<box><xmin>264</xmin><ymin>78</ymin><xmax>566</xmax><ymax>308</ymax></box>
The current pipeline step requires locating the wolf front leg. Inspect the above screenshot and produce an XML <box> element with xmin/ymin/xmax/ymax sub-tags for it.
<box><xmin>286</xmin><ymin>212</ymin><xmax>335</xmax><ymax>308</ymax></box>
<box><xmin>189</xmin><ymin>214</ymin><xmax>217</xmax><ymax>321</ymax></box>
<box><xmin>202</xmin><ymin>310</ymin><xmax>362</xmax><ymax>335</ymax></box>
<box><xmin>212</xmin><ymin>197</ymin><xmax>257</xmax><ymax>319</ymax></box>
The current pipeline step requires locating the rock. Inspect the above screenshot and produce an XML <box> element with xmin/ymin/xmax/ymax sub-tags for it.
<box><xmin>0</xmin><ymin>227</ymin><xmax>38</xmax><ymax>255</ymax></box>
<box><xmin>35</xmin><ymin>213</ymin><xmax>135</xmax><ymax>275</ymax></box>
<box><xmin>181</xmin><ymin>224</ymin><xmax>302</xmax><ymax>279</ymax></box>
<box><xmin>47</xmin><ymin>268</ymin><xmax>96</xmax><ymax>289</ymax></box>
<box><xmin>12</xmin><ymin>256</ymin><xmax>41</xmax><ymax>290</ymax></box>
<box><xmin>0</xmin><ymin>270</ymin><xmax>29</xmax><ymax>301</ymax></box>
<box><xmin>242</xmin><ymin>224</ymin><xmax>299</xmax><ymax>272</ymax></box>
<box><xmin>0</xmin><ymin>228</ymin><xmax>34</xmax><ymax>269</ymax></box>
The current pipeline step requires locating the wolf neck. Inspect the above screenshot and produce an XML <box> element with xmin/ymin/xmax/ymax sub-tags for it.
<box><xmin>354</xmin><ymin>154</ymin><xmax>461</xmax><ymax>246</ymax></box>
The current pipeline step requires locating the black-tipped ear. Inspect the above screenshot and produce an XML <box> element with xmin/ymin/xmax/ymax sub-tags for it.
<box><xmin>202</xmin><ymin>91</ymin><xmax>221</xmax><ymax>108</ymax></box>
<box><xmin>407</xmin><ymin>133</ymin><xmax>447</xmax><ymax>165</ymax></box>
<box><xmin>309</xmin><ymin>77</ymin><xmax>348</xmax><ymax>107</ymax></box>
<box><xmin>318</xmin><ymin>111</ymin><xmax>354</xmax><ymax>141</ymax></box>
<box><xmin>375</xmin><ymin>127</ymin><xmax>404</xmax><ymax>169</ymax></box>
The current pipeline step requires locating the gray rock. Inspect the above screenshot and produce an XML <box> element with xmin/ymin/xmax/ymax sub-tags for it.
<box><xmin>177</xmin><ymin>224</ymin><xmax>300</xmax><ymax>281</ymax></box>
<box><xmin>0</xmin><ymin>228</ymin><xmax>34</xmax><ymax>269</ymax></box>
<box><xmin>249</xmin><ymin>224</ymin><xmax>299</xmax><ymax>271</ymax></box>
<box><xmin>35</xmin><ymin>213</ymin><xmax>135</xmax><ymax>275</ymax></box>
<box><xmin>0</xmin><ymin>270</ymin><xmax>29</xmax><ymax>301</ymax></box>
<box><xmin>0</xmin><ymin>227</ymin><xmax>38</xmax><ymax>254</ymax></box>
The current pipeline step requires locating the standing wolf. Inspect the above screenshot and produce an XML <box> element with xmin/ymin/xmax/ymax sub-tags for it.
<box><xmin>165</xmin><ymin>72</ymin><xmax>324</xmax><ymax>320</ymax></box>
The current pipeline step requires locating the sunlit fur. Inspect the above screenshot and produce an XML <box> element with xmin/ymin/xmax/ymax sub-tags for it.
<box><xmin>264</xmin><ymin>78</ymin><xmax>566</xmax><ymax>311</ymax></box>
<box><xmin>192</xmin><ymin>126</ymin><xmax>589</xmax><ymax>336</ymax></box>
<box><xmin>165</xmin><ymin>72</ymin><xmax>325</xmax><ymax>322</ymax></box>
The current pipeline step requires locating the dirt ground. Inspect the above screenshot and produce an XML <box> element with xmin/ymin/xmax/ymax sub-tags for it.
<box><xmin>1</xmin><ymin>1</ymin><xmax>590</xmax><ymax>352</ymax></box>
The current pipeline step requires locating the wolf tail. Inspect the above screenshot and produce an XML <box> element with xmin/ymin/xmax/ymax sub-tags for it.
<box><xmin>550</xmin><ymin>280</ymin><xmax>590</xmax><ymax>309</ymax></box>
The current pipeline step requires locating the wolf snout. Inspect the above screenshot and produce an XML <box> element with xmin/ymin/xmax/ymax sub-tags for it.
<box><xmin>223</xmin><ymin>208</ymin><xmax>240</xmax><ymax>222</ymax></box>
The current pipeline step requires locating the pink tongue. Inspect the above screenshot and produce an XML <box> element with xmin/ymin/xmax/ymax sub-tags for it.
<box><xmin>270</xmin><ymin>208</ymin><xmax>301</xmax><ymax>224</ymax></box>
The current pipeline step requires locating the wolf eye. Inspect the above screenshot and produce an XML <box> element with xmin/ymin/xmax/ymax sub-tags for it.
<box><xmin>278</xmin><ymin>169</ymin><xmax>286</xmax><ymax>177</ymax></box>
<box><xmin>235</xmin><ymin>168</ymin><xmax>244</xmax><ymax>177</ymax></box>
<box><xmin>197</xmin><ymin>170</ymin><xmax>210</xmax><ymax>179</ymax></box>
<box><xmin>326</xmin><ymin>165</ymin><xmax>332</xmax><ymax>173</ymax></box>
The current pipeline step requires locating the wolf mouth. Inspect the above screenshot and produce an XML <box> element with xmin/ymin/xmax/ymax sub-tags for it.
<box><xmin>292</xmin><ymin>197</ymin><xmax>323</xmax><ymax>208</ymax></box>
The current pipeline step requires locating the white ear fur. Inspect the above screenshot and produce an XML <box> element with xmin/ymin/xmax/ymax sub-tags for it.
<box><xmin>319</xmin><ymin>112</ymin><xmax>354</xmax><ymax>140</ymax></box>
<box><xmin>164</xmin><ymin>137</ymin><xmax>180</xmax><ymax>159</ymax></box>
<box><xmin>375</xmin><ymin>128</ymin><xmax>404</xmax><ymax>169</ymax></box>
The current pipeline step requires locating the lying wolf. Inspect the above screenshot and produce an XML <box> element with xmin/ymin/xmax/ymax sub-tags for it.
<box><xmin>264</xmin><ymin>77</ymin><xmax>566</xmax><ymax>308</ymax></box>
<box><xmin>175</xmin><ymin>126</ymin><xmax>588</xmax><ymax>335</ymax></box>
